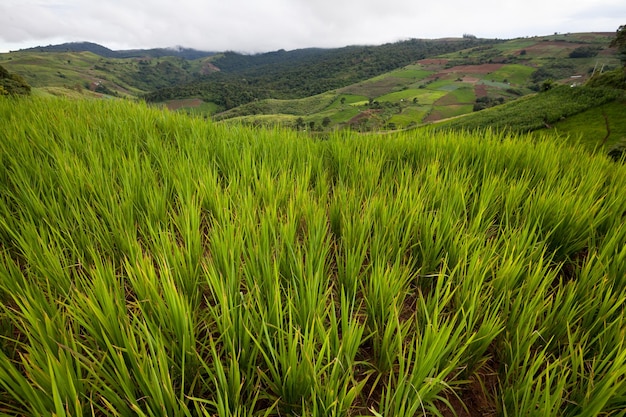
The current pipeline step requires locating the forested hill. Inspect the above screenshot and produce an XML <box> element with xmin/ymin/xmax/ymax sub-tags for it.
<box><xmin>17</xmin><ymin>42</ymin><xmax>216</xmax><ymax>60</ymax></box>
<box><xmin>144</xmin><ymin>37</ymin><xmax>500</xmax><ymax>107</ymax></box>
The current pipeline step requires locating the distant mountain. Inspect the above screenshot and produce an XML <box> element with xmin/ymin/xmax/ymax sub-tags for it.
<box><xmin>17</xmin><ymin>42</ymin><xmax>216</xmax><ymax>60</ymax></box>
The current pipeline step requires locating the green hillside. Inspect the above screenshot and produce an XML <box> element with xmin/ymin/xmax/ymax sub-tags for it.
<box><xmin>0</xmin><ymin>32</ymin><xmax>620</xmax><ymax>132</ymax></box>
<box><xmin>431</xmin><ymin>84</ymin><xmax>625</xmax><ymax>154</ymax></box>
<box><xmin>204</xmin><ymin>33</ymin><xmax>620</xmax><ymax>130</ymax></box>
<box><xmin>0</xmin><ymin>96</ymin><xmax>625</xmax><ymax>416</ymax></box>
<box><xmin>0</xmin><ymin>50</ymin><xmax>211</xmax><ymax>97</ymax></box>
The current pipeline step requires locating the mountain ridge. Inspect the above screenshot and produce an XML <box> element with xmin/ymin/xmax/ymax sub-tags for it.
<box><xmin>16</xmin><ymin>41</ymin><xmax>217</xmax><ymax>60</ymax></box>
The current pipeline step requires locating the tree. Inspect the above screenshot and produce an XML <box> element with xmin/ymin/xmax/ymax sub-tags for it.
<box><xmin>322</xmin><ymin>117</ymin><xmax>331</xmax><ymax>128</ymax></box>
<box><xmin>540</xmin><ymin>79</ymin><xmax>554</xmax><ymax>92</ymax></box>
<box><xmin>611</xmin><ymin>25</ymin><xmax>626</xmax><ymax>66</ymax></box>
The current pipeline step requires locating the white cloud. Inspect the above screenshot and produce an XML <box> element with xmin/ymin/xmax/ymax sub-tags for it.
<box><xmin>0</xmin><ymin>0</ymin><xmax>624</xmax><ymax>53</ymax></box>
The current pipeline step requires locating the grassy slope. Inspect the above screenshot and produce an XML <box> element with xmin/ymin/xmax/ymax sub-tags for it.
<box><xmin>432</xmin><ymin>85</ymin><xmax>625</xmax><ymax>153</ymax></box>
<box><xmin>0</xmin><ymin>96</ymin><xmax>625</xmax><ymax>416</ymax></box>
<box><xmin>547</xmin><ymin>99</ymin><xmax>626</xmax><ymax>150</ymax></box>
<box><xmin>0</xmin><ymin>51</ymin><xmax>211</xmax><ymax>96</ymax></box>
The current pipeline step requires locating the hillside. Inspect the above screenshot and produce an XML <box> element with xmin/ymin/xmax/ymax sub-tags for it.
<box><xmin>0</xmin><ymin>96</ymin><xmax>624</xmax><ymax>416</ymax></box>
<box><xmin>0</xmin><ymin>50</ymin><xmax>213</xmax><ymax>96</ymax></box>
<box><xmin>207</xmin><ymin>32</ymin><xmax>621</xmax><ymax>130</ymax></box>
<box><xmin>0</xmin><ymin>32</ymin><xmax>620</xmax><ymax>131</ymax></box>
<box><xmin>144</xmin><ymin>37</ymin><xmax>497</xmax><ymax>105</ymax></box>
<box><xmin>0</xmin><ymin>37</ymin><xmax>493</xmax><ymax>100</ymax></box>
<box><xmin>435</xmin><ymin>85</ymin><xmax>623</xmax><ymax>133</ymax></box>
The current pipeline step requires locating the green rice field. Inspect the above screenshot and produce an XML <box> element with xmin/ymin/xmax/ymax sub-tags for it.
<box><xmin>0</xmin><ymin>97</ymin><xmax>624</xmax><ymax>416</ymax></box>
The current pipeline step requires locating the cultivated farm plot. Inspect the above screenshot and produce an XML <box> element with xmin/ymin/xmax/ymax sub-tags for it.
<box><xmin>377</xmin><ymin>88</ymin><xmax>444</xmax><ymax>103</ymax></box>
<box><xmin>487</xmin><ymin>64</ymin><xmax>536</xmax><ymax>85</ymax></box>
<box><xmin>387</xmin><ymin>106</ymin><xmax>429</xmax><ymax>127</ymax></box>
<box><xmin>425</xmin><ymin>104</ymin><xmax>475</xmax><ymax>122</ymax></box>
<box><xmin>435</xmin><ymin>87</ymin><xmax>476</xmax><ymax>105</ymax></box>
<box><xmin>0</xmin><ymin>96</ymin><xmax>625</xmax><ymax>417</ymax></box>
<box><xmin>164</xmin><ymin>98</ymin><xmax>205</xmax><ymax>110</ymax></box>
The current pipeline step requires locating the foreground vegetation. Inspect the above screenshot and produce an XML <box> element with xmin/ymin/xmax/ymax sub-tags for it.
<box><xmin>0</xmin><ymin>97</ymin><xmax>625</xmax><ymax>416</ymax></box>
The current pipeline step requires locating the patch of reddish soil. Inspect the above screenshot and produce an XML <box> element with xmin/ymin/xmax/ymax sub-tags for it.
<box><xmin>437</xmin><ymin>358</ymin><xmax>500</xmax><ymax>417</ymax></box>
<box><xmin>165</xmin><ymin>98</ymin><xmax>204</xmax><ymax>111</ymax></box>
<box><xmin>423</xmin><ymin>110</ymin><xmax>445</xmax><ymax>123</ymax></box>
<box><xmin>200</xmin><ymin>62</ymin><xmax>220</xmax><ymax>75</ymax></box>
<box><xmin>438</xmin><ymin>374</ymin><xmax>498</xmax><ymax>417</ymax></box>
<box><xmin>348</xmin><ymin>109</ymin><xmax>379</xmax><ymax>125</ymax></box>
<box><xmin>434</xmin><ymin>93</ymin><xmax>460</xmax><ymax>106</ymax></box>
<box><xmin>475</xmin><ymin>84</ymin><xmax>488</xmax><ymax>98</ymax></box>
<box><xmin>419</xmin><ymin>58</ymin><xmax>449</xmax><ymax>66</ymax></box>
<box><xmin>522</xmin><ymin>41</ymin><xmax>584</xmax><ymax>55</ymax></box>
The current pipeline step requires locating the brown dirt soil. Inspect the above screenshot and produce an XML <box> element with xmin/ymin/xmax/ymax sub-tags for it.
<box><xmin>522</xmin><ymin>41</ymin><xmax>585</xmax><ymax>55</ymax></box>
<box><xmin>435</xmin><ymin>93</ymin><xmax>461</xmax><ymax>106</ymax></box>
<box><xmin>165</xmin><ymin>98</ymin><xmax>204</xmax><ymax>110</ymax></box>
<box><xmin>437</xmin><ymin>357</ymin><xmax>500</xmax><ymax>417</ymax></box>
<box><xmin>423</xmin><ymin>110</ymin><xmax>445</xmax><ymax>123</ymax></box>
<box><xmin>419</xmin><ymin>59</ymin><xmax>449</xmax><ymax>65</ymax></box>
<box><xmin>341</xmin><ymin>78</ymin><xmax>409</xmax><ymax>97</ymax></box>
<box><xmin>475</xmin><ymin>84</ymin><xmax>488</xmax><ymax>98</ymax></box>
<box><xmin>348</xmin><ymin>109</ymin><xmax>379</xmax><ymax>125</ymax></box>
<box><xmin>201</xmin><ymin>61</ymin><xmax>221</xmax><ymax>75</ymax></box>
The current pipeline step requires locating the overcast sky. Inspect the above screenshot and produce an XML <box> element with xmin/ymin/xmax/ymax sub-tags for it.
<box><xmin>1</xmin><ymin>0</ymin><xmax>624</xmax><ymax>53</ymax></box>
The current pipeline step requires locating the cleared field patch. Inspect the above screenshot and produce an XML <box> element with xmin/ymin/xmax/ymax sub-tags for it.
<box><xmin>165</xmin><ymin>98</ymin><xmax>204</xmax><ymax>110</ymax></box>
<box><xmin>474</xmin><ymin>83</ymin><xmax>489</xmax><ymax>98</ymax></box>
<box><xmin>435</xmin><ymin>87</ymin><xmax>476</xmax><ymax>105</ymax></box>
<box><xmin>222</xmin><ymin>113</ymin><xmax>298</xmax><ymax>126</ymax></box>
<box><xmin>387</xmin><ymin>66</ymin><xmax>434</xmax><ymax>80</ymax></box>
<box><xmin>521</xmin><ymin>41</ymin><xmax>587</xmax><ymax>58</ymax></box>
<box><xmin>339</xmin><ymin>77</ymin><xmax>412</xmax><ymax>97</ymax></box>
<box><xmin>477</xmin><ymin>80</ymin><xmax>514</xmax><ymax>89</ymax></box>
<box><xmin>487</xmin><ymin>64</ymin><xmax>536</xmax><ymax>85</ymax></box>
<box><xmin>425</xmin><ymin>104</ymin><xmax>474</xmax><ymax>122</ymax></box>
<box><xmin>327</xmin><ymin>94</ymin><xmax>369</xmax><ymax>109</ymax></box>
<box><xmin>440</xmin><ymin>63</ymin><xmax>504</xmax><ymax>75</ymax></box>
<box><xmin>400</xmin><ymin>89</ymin><xmax>447</xmax><ymax>104</ymax></box>
<box><xmin>327</xmin><ymin>106</ymin><xmax>362</xmax><ymax>123</ymax></box>
<box><xmin>215</xmin><ymin>92</ymin><xmax>339</xmax><ymax>119</ymax></box>
<box><xmin>387</xmin><ymin>106</ymin><xmax>429</xmax><ymax>127</ymax></box>
<box><xmin>417</xmin><ymin>58</ymin><xmax>449</xmax><ymax>69</ymax></box>
<box><xmin>377</xmin><ymin>88</ymin><xmax>427</xmax><ymax>103</ymax></box>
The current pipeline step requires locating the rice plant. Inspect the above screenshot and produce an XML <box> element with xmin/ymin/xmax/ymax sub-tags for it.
<box><xmin>0</xmin><ymin>96</ymin><xmax>624</xmax><ymax>416</ymax></box>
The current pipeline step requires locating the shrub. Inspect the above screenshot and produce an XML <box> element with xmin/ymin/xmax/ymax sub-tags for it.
<box><xmin>0</xmin><ymin>64</ymin><xmax>31</xmax><ymax>95</ymax></box>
